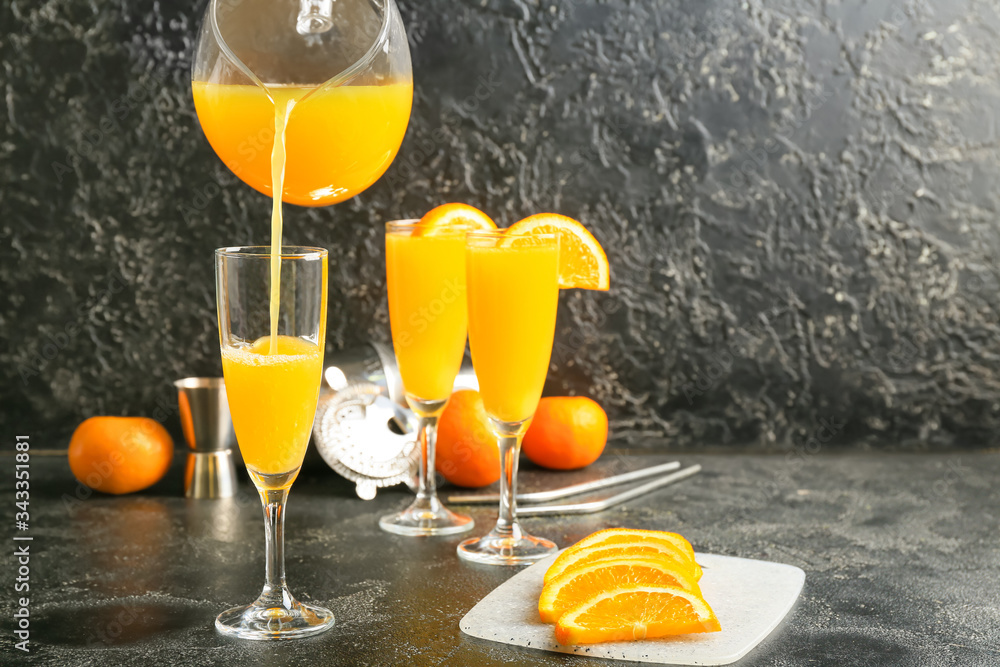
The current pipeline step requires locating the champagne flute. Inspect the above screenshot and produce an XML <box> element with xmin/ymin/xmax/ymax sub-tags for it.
<box><xmin>215</xmin><ymin>246</ymin><xmax>333</xmax><ymax>639</ymax></box>
<box><xmin>457</xmin><ymin>231</ymin><xmax>560</xmax><ymax>565</ymax></box>
<box><xmin>379</xmin><ymin>221</ymin><xmax>474</xmax><ymax>536</ymax></box>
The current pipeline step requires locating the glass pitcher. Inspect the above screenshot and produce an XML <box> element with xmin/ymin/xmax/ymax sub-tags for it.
<box><xmin>192</xmin><ymin>0</ymin><xmax>412</xmax><ymax>207</ymax></box>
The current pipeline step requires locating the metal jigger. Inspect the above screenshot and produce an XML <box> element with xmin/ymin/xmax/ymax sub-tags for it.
<box><xmin>174</xmin><ymin>377</ymin><xmax>239</xmax><ymax>499</ymax></box>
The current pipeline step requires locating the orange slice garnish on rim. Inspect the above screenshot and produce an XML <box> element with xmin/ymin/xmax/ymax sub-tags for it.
<box><xmin>539</xmin><ymin>557</ymin><xmax>701</xmax><ymax>624</ymax></box>
<box><xmin>554</xmin><ymin>584</ymin><xmax>721</xmax><ymax>645</ymax></box>
<box><xmin>417</xmin><ymin>203</ymin><xmax>496</xmax><ymax>235</ymax></box>
<box><xmin>503</xmin><ymin>213</ymin><xmax>609</xmax><ymax>290</ymax></box>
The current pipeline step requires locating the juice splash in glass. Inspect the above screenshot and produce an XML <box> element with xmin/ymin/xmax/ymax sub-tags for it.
<box><xmin>215</xmin><ymin>246</ymin><xmax>333</xmax><ymax>638</ymax></box>
<box><xmin>457</xmin><ymin>231</ymin><xmax>560</xmax><ymax>565</ymax></box>
<box><xmin>379</xmin><ymin>221</ymin><xmax>474</xmax><ymax>536</ymax></box>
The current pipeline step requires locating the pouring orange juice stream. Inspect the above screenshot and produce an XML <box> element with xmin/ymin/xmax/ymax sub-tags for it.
<box><xmin>268</xmin><ymin>95</ymin><xmax>294</xmax><ymax>353</ymax></box>
<box><xmin>194</xmin><ymin>80</ymin><xmax>412</xmax><ymax>476</ymax></box>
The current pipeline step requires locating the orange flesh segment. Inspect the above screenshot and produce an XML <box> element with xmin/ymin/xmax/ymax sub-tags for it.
<box><xmin>557</xmin><ymin>528</ymin><xmax>702</xmax><ymax>579</ymax></box>
<box><xmin>539</xmin><ymin>557</ymin><xmax>701</xmax><ymax>624</ymax></box>
<box><xmin>554</xmin><ymin>585</ymin><xmax>721</xmax><ymax>645</ymax></box>
<box><xmin>565</xmin><ymin>529</ymin><xmax>697</xmax><ymax>565</ymax></box>
<box><xmin>544</xmin><ymin>541</ymin><xmax>699</xmax><ymax>585</ymax></box>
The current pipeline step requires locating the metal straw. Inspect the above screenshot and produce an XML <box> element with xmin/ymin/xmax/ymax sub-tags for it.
<box><xmin>447</xmin><ymin>460</ymin><xmax>682</xmax><ymax>505</ymax></box>
<box><xmin>515</xmin><ymin>465</ymin><xmax>702</xmax><ymax>517</ymax></box>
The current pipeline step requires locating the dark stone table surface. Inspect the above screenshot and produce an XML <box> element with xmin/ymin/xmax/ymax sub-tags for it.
<box><xmin>1</xmin><ymin>450</ymin><xmax>998</xmax><ymax>666</ymax></box>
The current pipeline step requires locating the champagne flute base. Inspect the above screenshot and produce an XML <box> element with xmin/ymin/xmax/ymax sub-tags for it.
<box><xmin>379</xmin><ymin>496</ymin><xmax>474</xmax><ymax>536</ymax></box>
<box><xmin>457</xmin><ymin>528</ymin><xmax>557</xmax><ymax>565</ymax></box>
<box><xmin>215</xmin><ymin>598</ymin><xmax>334</xmax><ymax>640</ymax></box>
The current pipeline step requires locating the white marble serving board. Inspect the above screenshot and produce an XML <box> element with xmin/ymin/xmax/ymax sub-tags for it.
<box><xmin>460</xmin><ymin>552</ymin><xmax>804</xmax><ymax>666</ymax></box>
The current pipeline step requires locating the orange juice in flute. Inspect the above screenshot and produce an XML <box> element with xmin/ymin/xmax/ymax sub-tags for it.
<box><xmin>379</xmin><ymin>205</ymin><xmax>496</xmax><ymax>536</ymax></box>
<box><xmin>458</xmin><ymin>214</ymin><xmax>610</xmax><ymax>565</ymax></box>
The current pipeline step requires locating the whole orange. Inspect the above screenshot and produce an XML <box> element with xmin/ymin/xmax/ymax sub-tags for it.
<box><xmin>522</xmin><ymin>397</ymin><xmax>608</xmax><ymax>470</ymax></box>
<box><xmin>435</xmin><ymin>390</ymin><xmax>501</xmax><ymax>488</ymax></box>
<box><xmin>68</xmin><ymin>416</ymin><xmax>174</xmax><ymax>494</ymax></box>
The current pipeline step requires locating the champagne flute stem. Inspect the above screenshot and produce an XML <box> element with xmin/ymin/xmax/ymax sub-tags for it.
<box><xmin>258</xmin><ymin>486</ymin><xmax>292</xmax><ymax>607</ymax></box>
<box><xmin>493</xmin><ymin>433</ymin><xmax>521</xmax><ymax>539</ymax></box>
<box><xmin>379</xmin><ymin>398</ymin><xmax>472</xmax><ymax>536</ymax></box>
<box><xmin>414</xmin><ymin>415</ymin><xmax>439</xmax><ymax>502</ymax></box>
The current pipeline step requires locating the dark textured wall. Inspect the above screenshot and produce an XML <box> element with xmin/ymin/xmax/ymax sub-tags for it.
<box><xmin>4</xmin><ymin>0</ymin><xmax>1000</xmax><ymax>450</ymax></box>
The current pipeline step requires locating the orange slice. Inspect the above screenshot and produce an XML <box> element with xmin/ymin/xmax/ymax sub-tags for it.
<box><xmin>539</xmin><ymin>557</ymin><xmax>701</xmax><ymax>623</ymax></box>
<box><xmin>555</xmin><ymin>584</ymin><xmax>721</xmax><ymax>645</ymax></box>
<box><xmin>504</xmin><ymin>213</ymin><xmax>609</xmax><ymax>290</ymax></box>
<box><xmin>544</xmin><ymin>541</ymin><xmax>699</xmax><ymax>585</ymax></box>
<box><xmin>567</xmin><ymin>529</ymin><xmax>698</xmax><ymax>567</ymax></box>
<box><xmin>417</xmin><ymin>203</ymin><xmax>496</xmax><ymax>235</ymax></box>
